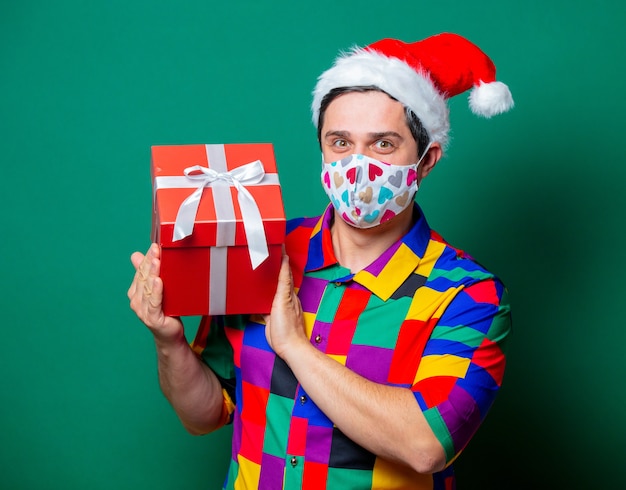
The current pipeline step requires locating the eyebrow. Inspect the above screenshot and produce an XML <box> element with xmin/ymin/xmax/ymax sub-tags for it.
<box><xmin>323</xmin><ymin>130</ymin><xmax>405</xmax><ymax>140</ymax></box>
<box><xmin>368</xmin><ymin>131</ymin><xmax>404</xmax><ymax>141</ymax></box>
<box><xmin>323</xmin><ymin>130</ymin><xmax>350</xmax><ymax>139</ymax></box>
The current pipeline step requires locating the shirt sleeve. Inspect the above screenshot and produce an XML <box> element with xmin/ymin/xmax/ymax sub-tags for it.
<box><xmin>190</xmin><ymin>315</ymin><xmax>239</xmax><ymax>425</ymax></box>
<box><xmin>411</xmin><ymin>278</ymin><xmax>512</xmax><ymax>462</ymax></box>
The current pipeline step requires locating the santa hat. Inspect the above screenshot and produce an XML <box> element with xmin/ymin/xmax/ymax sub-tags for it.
<box><xmin>312</xmin><ymin>32</ymin><xmax>514</xmax><ymax>148</ymax></box>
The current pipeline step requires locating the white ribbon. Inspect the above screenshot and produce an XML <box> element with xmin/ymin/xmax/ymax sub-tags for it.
<box><xmin>155</xmin><ymin>150</ymin><xmax>275</xmax><ymax>270</ymax></box>
<box><xmin>209</xmin><ymin>246</ymin><xmax>228</xmax><ymax>315</ymax></box>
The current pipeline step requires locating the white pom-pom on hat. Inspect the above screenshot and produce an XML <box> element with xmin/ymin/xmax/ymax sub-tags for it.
<box><xmin>312</xmin><ymin>33</ymin><xmax>514</xmax><ymax>148</ymax></box>
<box><xmin>469</xmin><ymin>80</ymin><xmax>515</xmax><ymax>117</ymax></box>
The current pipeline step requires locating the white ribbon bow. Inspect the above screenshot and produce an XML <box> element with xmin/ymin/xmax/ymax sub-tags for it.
<box><xmin>173</xmin><ymin>159</ymin><xmax>269</xmax><ymax>269</ymax></box>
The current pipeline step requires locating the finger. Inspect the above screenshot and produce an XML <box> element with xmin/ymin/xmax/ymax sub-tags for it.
<box><xmin>148</xmin><ymin>242</ymin><xmax>161</xmax><ymax>259</ymax></box>
<box><xmin>273</xmin><ymin>254</ymin><xmax>293</xmax><ymax>301</ymax></box>
<box><xmin>142</xmin><ymin>259</ymin><xmax>157</xmax><ymax>293</ymax></box>
<box><xmin>134</xmin><ymin>274</ymin><xmax>158</xmax><ymax>324</ymax></box>
<box><xmin>137</xmin><ymin>245</ymin><xmax>159</xmax><ymax>283</ymax></box>
<box><xmin>146</xmin><ymin>275</ymin><xmax>164</xmax><ymax>313</ymax></box>
<box><xmin>143</xmin><ymin>278</ymin><xmax>153</xmax><ymax>297</ymax></box>
<box><xmin>279</xmin><ymin>254</ymin><xmax>292</xmax><ymax>284</ymax></box>
<box><xmin>130</xmin><ymin>251</ymin><xmax>145</xmax><ymax>270</ymax></box>
<box><xmin>128</xmin><ymin>252</ymin><xmax>146</xmax><ymax>299</ymax></box>
<box><xmin>129</xmin><ymin>247</ymin><xmax>159</xmax><ymax>305</ymax></box>
<box><xmin>129</xmin><ymin>256</ymin><xmax>149</xmax><ymax>298</ymax></box>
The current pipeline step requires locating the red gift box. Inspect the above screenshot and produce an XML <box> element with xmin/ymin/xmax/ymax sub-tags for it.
<box><xmin>151</xmin><ymin>143</ymin><xmax>286</xmax><ymax>316</ymax></box>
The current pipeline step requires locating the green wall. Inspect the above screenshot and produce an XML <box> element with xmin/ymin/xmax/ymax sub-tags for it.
<box><xmin>2</xmin><ymin>1</ymin><xmax>625</xmax><ymax>488</ymax></box>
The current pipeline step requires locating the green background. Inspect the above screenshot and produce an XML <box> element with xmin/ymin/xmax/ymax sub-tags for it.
<box><xmin>2</xmin><ymin>1</ymin><xmax>625</xmax><ymax>488</ymax></box>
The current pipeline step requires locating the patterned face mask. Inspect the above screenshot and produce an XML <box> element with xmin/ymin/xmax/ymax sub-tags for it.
<box><xmin>320</xmin><ymin>148</ymin><xmax>430</xmax><ymax>228</ymax></box>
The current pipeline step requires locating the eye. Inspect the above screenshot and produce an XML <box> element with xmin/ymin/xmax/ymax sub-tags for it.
<box><xmin>374</xmin><ymin>140</ymin><xmax>394</xmax><ymax>151</ymax></box>
<box><xmin>333</xmin><ymin>139</ymin><xmax>348</xmax><ymax>147</ymax></box>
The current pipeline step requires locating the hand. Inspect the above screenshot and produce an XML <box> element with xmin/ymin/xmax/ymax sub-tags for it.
<box><xmin>127</xmin><ymin>243</ymin><xmax>184</xmax><ymax>344</ymax></box>
<box><xmin>264</xmin><ymin>254</ymin><xmax>308</xmax><ymax>360</ymax></box>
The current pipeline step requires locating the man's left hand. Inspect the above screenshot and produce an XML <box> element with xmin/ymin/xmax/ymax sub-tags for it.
<box><xmin>264</xmin><ymin>254</ymin><xmax>308</xmax><ymax>359</ymax></box>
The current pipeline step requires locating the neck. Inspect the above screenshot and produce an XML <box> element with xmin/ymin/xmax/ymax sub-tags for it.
<box><xmin>330</xmin><ymin>206</ymin><xmax>415</xmax><ymax>273</ymax></box>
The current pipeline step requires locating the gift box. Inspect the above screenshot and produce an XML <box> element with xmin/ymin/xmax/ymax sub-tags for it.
<box><xmin>151</xmin><ymin>143</ymin><xmax>286</xmax><ymax>316</ymax></box>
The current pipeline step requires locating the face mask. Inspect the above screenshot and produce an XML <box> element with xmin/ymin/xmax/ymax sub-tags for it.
<box><xmin>320</xmin><ymin>148</ymin><xmax>430</xmax><ymax>228</ymax></box>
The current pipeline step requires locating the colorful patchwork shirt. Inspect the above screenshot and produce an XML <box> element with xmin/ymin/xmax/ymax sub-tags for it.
<box><xmin>192</xmin><ymin>204</ymin><xmax>511</xmax><ymax>490</ymax></box>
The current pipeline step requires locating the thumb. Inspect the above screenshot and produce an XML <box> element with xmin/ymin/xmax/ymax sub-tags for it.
<box><xmin>269</xmin><ymin>254</ymin><xmax>294</xmax><ymax>315</ymax></box>
<box><xmin>275</xmin><ymin>254</ymin><xmax>293</xmax><ymax>297</ymax></box>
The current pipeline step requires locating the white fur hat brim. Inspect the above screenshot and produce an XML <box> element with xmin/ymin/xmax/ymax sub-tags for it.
<box><xmin>312</xmin><ymin>48</ymin><xmax>451</xmax><ymax>148</ymax></box>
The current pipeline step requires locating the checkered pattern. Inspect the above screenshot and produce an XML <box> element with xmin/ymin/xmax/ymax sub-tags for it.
<box><xmin>193</xmin><ymin>204</ymin><xmax>511</xmax><ymax>489</ymax></box>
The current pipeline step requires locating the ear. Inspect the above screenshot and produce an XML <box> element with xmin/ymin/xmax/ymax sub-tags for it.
<box><xmin>417</xmin><ymin>142</ymin><xmax>442</xmax><ymax>182</ymax></box>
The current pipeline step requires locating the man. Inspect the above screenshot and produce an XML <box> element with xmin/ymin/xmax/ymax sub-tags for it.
<box><xmin>129</xmin><ymin>33</ymin><xmax>513</xmax><ymax>489</ymax></box>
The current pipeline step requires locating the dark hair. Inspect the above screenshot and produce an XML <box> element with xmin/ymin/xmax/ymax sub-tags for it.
<box><xmin>317</xmin><ymin>86</ymin><xmax>431</xmax><ymax>158</ymax></box>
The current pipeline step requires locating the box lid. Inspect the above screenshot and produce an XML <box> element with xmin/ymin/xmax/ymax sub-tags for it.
<box><xmin>151</xmin><ymin>143</ymin><xmax>286</xmax><ymax>249</ymax></box>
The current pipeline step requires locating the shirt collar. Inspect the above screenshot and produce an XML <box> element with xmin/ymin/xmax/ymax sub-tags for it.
<box><xmin>305</xmin><ymin>204</ymin><xmax>432</xmax><ymax>300</ymax></box>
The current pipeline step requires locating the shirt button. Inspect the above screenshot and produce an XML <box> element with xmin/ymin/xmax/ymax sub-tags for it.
<box><xmin>334</xmin><ymin>281</ymin><xmax>342</xmax><ymax>287</ymax></box>
<box><xmin>290</xmin><ymin>456</ymin><xmax>298</xmax><ymax>467</ymax></box>
<box><xmin>300</xmin><ymin>395</ymin><xmax>307</xmax><ymax>404</ymax></box>
<box><xmin>314</xmin><ymin>335</ymin><xmax>322</xmax><ymax>344</ymax></box>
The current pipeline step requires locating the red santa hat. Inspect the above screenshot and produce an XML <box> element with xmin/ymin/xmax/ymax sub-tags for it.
<box><xmin>312</xmin><ymin>32</ymin><xmax>514</xmax><ymax>148</ymax></box>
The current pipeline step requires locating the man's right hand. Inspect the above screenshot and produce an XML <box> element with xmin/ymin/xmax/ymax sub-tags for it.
<box><xmin>127</xmin><ymin>243</ymin><xmax>225</xmax><ymax>434</ymax></box>
<box><xmin>127</xmin><ymin>243</ymin><xmax>183</xmax><ymax>344</ymax></box>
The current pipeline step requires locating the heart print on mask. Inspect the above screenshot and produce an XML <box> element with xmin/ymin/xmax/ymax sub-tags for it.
<box><xmin>320</xmin><ymin>153</ymin><xmax>422</xmax><ymax>229</ymax></box>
